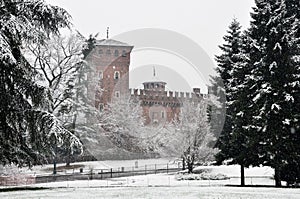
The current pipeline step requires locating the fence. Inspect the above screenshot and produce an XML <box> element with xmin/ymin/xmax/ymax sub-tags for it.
<box><xmin>0</xmin><ymin>175</ymin><xmax>36</xmax><ymax>186</ymax></box>
<box><xmin>35</xmin><ymin>163</ymin><xmax>182</xmax><ymax>184</ymax></box>
<box><xmin>33</xmin><ymin>175</ymin><xmax>275</xmax><ymax>188</ymax></box>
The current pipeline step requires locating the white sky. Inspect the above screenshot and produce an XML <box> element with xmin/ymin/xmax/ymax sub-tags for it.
<box><xmin>46</xmin><ymin>0</ymin><xmax>255</xmax><ymax>93</ymax></box>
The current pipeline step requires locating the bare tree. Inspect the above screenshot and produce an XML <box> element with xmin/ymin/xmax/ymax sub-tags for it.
<box><xmin>175</xmin><ymin>100</ymin><xmax>218</xmax><ymax>173</ymax></box>
<box><xmin>98</xmin><ymin>95</ymin><xmax>146</xmax><ymax>153</ymax></box>
<box><xmin>24</xmin><ymin>32</ymin><xmax>84</xmax><ymax>172</ymax></box>
<box><xmin>26</xmin><ymin>32</ymin><xmax>84</xmax><ymax>115</ymax></box>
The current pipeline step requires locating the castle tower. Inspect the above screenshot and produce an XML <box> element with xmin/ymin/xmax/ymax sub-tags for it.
<box><xmin>86</xmin><ymin>38</ymin><xmax>133</xmax><ymax>109</ymax></box>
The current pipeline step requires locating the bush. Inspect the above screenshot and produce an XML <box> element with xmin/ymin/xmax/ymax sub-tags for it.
<box><xmin>175</xmin><ymin>173</ymin><xmax>229</xmax><ymax>181</ymax></box>
<box><xmin>280</xmin><ymin>162</ymin><xmax>300</xmax><ymax>187</ymax></box>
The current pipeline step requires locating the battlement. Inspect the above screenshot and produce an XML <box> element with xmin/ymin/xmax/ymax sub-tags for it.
<box><xmin>129</xmin><ymin>88</ymin><xmax>206</xmax><ymax>107</ymax></box>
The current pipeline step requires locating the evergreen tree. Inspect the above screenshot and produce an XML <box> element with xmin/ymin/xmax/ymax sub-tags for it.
<box><xmin>208</xmin><ymin>75</ymin><xmax>226</xmax><ymax>140</ymax></box>
<box><xmin>0</xmin><ymin>0</ymin><xmax>81</xmax><ymax>167</ymax></box>
<box><xmin>214</xmin><ymin>19</ymin><xmax>250</xmax><ymax>185</ymax></box>
<box><xmin>248</xmin><ymin>0</ymin><xmax>300</xmax><ymax>187</ymax></box>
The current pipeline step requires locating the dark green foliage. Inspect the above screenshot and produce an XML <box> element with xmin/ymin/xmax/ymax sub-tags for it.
<box><xmin>215</xmin><ymin>0</ymin><xmax>300</xmax><ymax>187</ymax></box>
<box><xmin>0</xmin><ymin>0</ymin><xmax>74</xmax><ymax>167</ymax></box>
<box><xmin>248</xmin><ymin>0</ymin><xmax>300</xmax><ymax>187</ymax></box>
<box><xmin>214</xmin><ymin>19</ymin><xmax>248</xmax><ymax>166</ymax></box>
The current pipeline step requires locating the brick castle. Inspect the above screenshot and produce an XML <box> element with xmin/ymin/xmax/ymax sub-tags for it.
<box><xmin>86</xmin><ymin>38</ymin><xmax>205</xmax><ymax>125</ymax></box>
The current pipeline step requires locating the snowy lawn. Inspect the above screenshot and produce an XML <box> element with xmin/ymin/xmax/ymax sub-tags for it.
<box><xmin>0</xmin><ymin>186</ymin><xmax>299</xmax><ymax>199</ymax></box>
<box><xmin>1</xmin><ymin>164</ymin><xmax>299</xmax><ymax>198</ymax></box>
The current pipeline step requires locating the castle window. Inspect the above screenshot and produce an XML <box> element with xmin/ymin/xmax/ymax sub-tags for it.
<box><xmin>99</xmin><ymin>71</ymin><xmax>103</xmax><ymax>80</ymax></box>
<box><xmin>114</xmin><ymin>50</ymin><xmax>119</xmax><ymax>57</ymax></box>
<box><xmin>99</xmin><ymin>103</ymin><xmax>104</xmax><ymax>111</ymax></box>
<box><xmin>161</xmin><ymin>111</ymin><xmax>164</xmax><ymax>118</ymax></box>
<box><xmin>99</xmin><ymin>49</ymin><xmax>103</xmax><ymax>54</ymax></box>
<box><xmin>122</xmin><ymin>50</ymin><xmax>127</xmax><ymax>57</ymax></box>
<box><xmin>106</xmin><ymin>49</ymin><xmax>111</xmax><ymax>55</ymax></box>
<box><xmin>114</xmin><ymin>71</ymin><xmax>120</xmax><ymax>80</ymax></box>
<box><xmin>115</xmin><ymin>91</ymin><xmax>120</xmax><ymax>98</ymax></box>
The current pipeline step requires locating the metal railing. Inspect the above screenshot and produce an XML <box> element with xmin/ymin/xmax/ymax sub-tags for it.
<box><xmin>35</xmin><ymin>163</ymin><xmax>182</xmax><ymax>184</ymax></box>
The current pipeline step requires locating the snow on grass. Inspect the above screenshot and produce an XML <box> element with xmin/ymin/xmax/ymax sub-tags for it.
<box><xmin>16</xmin><ymin>158</ymin><xmax>177</xmax><ymax>176</ymax></box>
<box><xmin>0</xmin><ymin>186</ymin><xmax>299</xmax><ymax>199</ymax></box>
<box><xmin>193</xmin><ymin>165</ymin><xmax>274</xmax><ymax>177</ymax></box>
<box><xmin>1</xmin><ymin>164</ymin><xmax>298</xmax><ymax>198</ymax></box>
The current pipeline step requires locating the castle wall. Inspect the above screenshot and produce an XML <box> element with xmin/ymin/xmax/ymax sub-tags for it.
<box><xmin>86</xmin><ymin>45</ymin><xmax>132</xmax><ymax>107</ymax></box>
<box><xmin>86</xmin><ymin>39</ymin><xmax>205</xmax><ymax>125</ymax></box>
<box><xmin>130</xmin><ymin>89</ymin><xmax>203</xmax><ymax>125</ymax></box>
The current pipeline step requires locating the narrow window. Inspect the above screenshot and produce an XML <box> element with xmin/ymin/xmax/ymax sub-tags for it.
<box><xmin>115</xmin><ymin>91</ymin><xmax>120</xmax><ymax>98</ymax></box>
<box><xmin>114</xmin><ymin>71</ymin><xmax>120</xmax><ymax>80</ymax></box>
<box><xmin>161</xmin><ymin>111</ymin><xmax>164</xmax><ymax>118</ymax></box>
<box><xmin>99</xmin><ymin>103</ymin><xmax>104</xmax><ymax>111</ymax></box>
<box><xmin>122</xmin><ymin>50</ymin><xmax>126</xmax><ymax>57</ymax></box>
<box><xmin>114</xmin><ymin>50</ymin><xmax>119</xmax><ymax>57</ymax></box>
<box><xmin>99</xmin><ymin>71</ymin><xmax>103</xmax><ymax>80</ymax></box>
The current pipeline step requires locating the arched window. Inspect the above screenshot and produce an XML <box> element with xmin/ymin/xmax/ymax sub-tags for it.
<box><xmin>99</xmin><ymin>103</ymin><xmax>104</xmax><ymax>111</ymax></box>
<box><xmin>115</xmin><ymin>91</ymin><xmax>120</xmax><ymax>98</ymax></box>
<box><xmin>122</xmin><ymin>50</ymin><xmax>126</xmax><ymax>57</ymax></box>
<box><xmin>114</xmin><ymin>50</ymin><xmax>119</xmax><ymax>57</ymax></box>
<box><xmin>114</xmin><ymin>71</ymin><xmax>120</xmax><ymax>80</ymax></box>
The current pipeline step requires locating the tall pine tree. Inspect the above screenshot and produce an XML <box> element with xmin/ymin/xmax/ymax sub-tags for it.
<box><xmin>214</xmin><ymin>19</ymin><xmax>251</xmax><ymax>186</ymax></box>
<box><xmin>248</xmin><ymin>0</ymin><xmax>300</xmax><ymax>187</ymax></box>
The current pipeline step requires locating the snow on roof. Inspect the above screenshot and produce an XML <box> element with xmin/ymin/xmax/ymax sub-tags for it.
<box><xmin>95</xmin><ymin>39</ymin><xmax>132</xmax><ymax>47</ymax></box>
<box><xmin>143</xmin><ymin>81</ymin><xmax>166</xmax><ymax>84</ymax></box>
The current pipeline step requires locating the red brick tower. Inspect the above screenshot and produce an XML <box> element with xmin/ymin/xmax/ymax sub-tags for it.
<box><xmin>86</xmin><ymin>38</ymin><xmax>133</xmax><ymax>109</ymax></box>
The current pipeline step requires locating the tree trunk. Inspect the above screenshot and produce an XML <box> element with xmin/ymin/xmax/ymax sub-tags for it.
<box><xmin>53</xmin><ymin>158</ymin><xmax>57</xmax><ymax>174</ymax></box>
<box><xmin>66</xmin><ymin>113</ymin><xmax>77</xmax><ymax>167</ymax></box>
<box><xmin>182</xmin><ymin>157</ymin><xmax>186</xmax><ymax>170</ymax></box>
<box><xmin>187</xmin><ymin>155</ymin><xmax>193</xmax><ymax>173</ymax></box>
<box><xmin>274</xmin><ymin>166</ymin><xmax>282</xmax><ymax>187</ymax></box>
<box><xmin>240</xmin><ymin>164</ymin><xmax>245</xmax><ymax>186</ymax></box>
<box><xmin>187</xmin><ymin>162</ymin><xmax>193</xmax><ymax>173</ymax></box>
<box><xmin>53</xmin><ymin>139</ymin><xmax>57</xmax><ymax>174</ymax></box>
<box><xmin>66</xmin><ymin>155</ymin><xmax>70</xmax><ymax>167</ymax></box>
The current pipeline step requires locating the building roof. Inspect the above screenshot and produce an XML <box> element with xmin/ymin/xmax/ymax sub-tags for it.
<box><xmin>95</xmin><ymin>39</ymin><xmax>133</xmax><ymax>47</ymax></box>
<box><xmin>143</xmin><ymin>81</ymin><xmax>166</xmax><ymax>85</ymax></box>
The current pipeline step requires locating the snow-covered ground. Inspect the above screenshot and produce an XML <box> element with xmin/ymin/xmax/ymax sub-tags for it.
<box><xmin>15</xmin><ymin>158</ymin><xmax>177</xmax><ymax>175</ymax></box>
<box><xmin>1</xmin><ymin>185</ymin><xmax>299</xmax><ymax>199</ymax></box>
<box><xmin>1</xmin><ymin>161</ymin><xmax>299</xmax><ymax>198</ymax></box>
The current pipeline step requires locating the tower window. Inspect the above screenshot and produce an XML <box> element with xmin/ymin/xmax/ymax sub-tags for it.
<box><xmin>106</xmin><ymin>49</ymin><xmax>111</xmax><ymax>55</ymax></box>
<box><xmin>122</xmin><ymin>50</ymin><xmax>127</xmax><ymax>57</ymax></box>
<box><xmin>99</xmin><ymin>103</ymin><xmax>104</xmax><ymax>111</ymax></box>
<box><xmin>115</xmin><ymin>91</ymin><xmax>120</xmax><ymax>98</ymax></box>
<box><xmin>161</xmin><ymin>111</ymin><xmax>164</xmax><ymax>118</ymax></box>
<box><xmin>114</xmin><ymin>71</ymin><xmax>120</xmax><ymax>80</ymax></box>
<box><xmin>99</xmin><ymin>71</ymin><xmax>103</xmax><ymax>80</ymax></box>
<box><xmin>114</xmin><ymin>50</ymin><xmax>119</xmax><ymax>57</ymax></box>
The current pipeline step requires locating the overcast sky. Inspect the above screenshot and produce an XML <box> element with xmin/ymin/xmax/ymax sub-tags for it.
<box><xmin>46</xmin><ymin>0</ymin><xmax>255</xmax><ymax>93</ymax></box>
